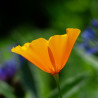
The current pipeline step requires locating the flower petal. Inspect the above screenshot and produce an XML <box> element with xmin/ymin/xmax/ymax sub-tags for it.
<box><xmin>61</xmin><ymin>28</ymin><xmax>81</xmax><ymax>69</ymax></box>
<box><xmin>11</xmin><ymin>38</ymin><xmax>54</xmax><ymax>73</ymax></box>
<box><xmin>48</xmin><ymin>34</ymin><xmax>68</xmax><ymax>72</ymax></box>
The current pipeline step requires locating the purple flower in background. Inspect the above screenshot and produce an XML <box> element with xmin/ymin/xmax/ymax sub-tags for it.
<box><xmin>0</xmin><ymin>58</ymin><xmax>18</xmax><ymax>81</ymax></box>
<box><xmin>91</xmin><ymin>19</ymin><xmax>98</xmax><ymax>29</ymax></box>
<box><xmin>86</xmin><ymin>46</ymin><xmax>98</xmax><ymax>54</ymax></box>
<box><xmin>0</xmin><ymin>66</ymin><xmax>7</xmax><ymax>81</ymax></box>
<box><xmin>81</xmin><ymin>27</ymin><xmax>96</xmax><ymax>40</ymax></box>
<box><xmin>3</xmin><ymin>58</ymin><xmax>18</xmax><ymax>77</ymax></box>
<box><xmin>78</xmin><ymin>19</ymin><xmax>98</xmax><ymax>55</ymax></box>
<box><xmin>0</xmin><ymin>45</ymin><xmax>25</xmax><ymax>81</ymax></box>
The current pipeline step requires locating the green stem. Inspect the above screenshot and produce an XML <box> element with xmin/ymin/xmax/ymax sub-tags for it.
<box><xmin>53</xmin><ymin>73</ymin><xmax>62</xmax><ymax>98</ymax></box>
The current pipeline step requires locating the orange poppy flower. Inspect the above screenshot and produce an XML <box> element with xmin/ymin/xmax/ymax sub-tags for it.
<box><xmin>11</xmin><ymin>28</ymin><xmax>80</xmax><ymax>75</ymax></box>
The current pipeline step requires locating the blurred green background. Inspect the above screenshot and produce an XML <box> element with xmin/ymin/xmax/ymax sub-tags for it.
<box><xmin>0</xmin><ymin>0</ymin><xmax>98</xmax><ymax>98</ymax></box>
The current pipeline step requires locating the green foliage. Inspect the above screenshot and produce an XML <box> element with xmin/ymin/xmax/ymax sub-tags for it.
<box><xmin>0</xmin><ymin>81</ymin><xmax>16</xmax><ymax>98</ymax></box>
<box><xmin>45</xmin><ymin>0</ymin><xmax>92</xmax><ymax>31</ymax></box>
<box><xmin>19</xmin><ymin>61</ymin><xmax>38</xmax><ymax>98</ymax></box>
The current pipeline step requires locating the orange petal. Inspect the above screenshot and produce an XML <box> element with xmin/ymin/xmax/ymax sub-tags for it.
<box><xmin>11</xmin><ymin>38</ymin><xmax>54</xmax><ymax>73</ymax></box>
<box><xmin>61</xmin><ymin>28</ymin><xmax>81</xmax><ymax>69</ymax></box>
<box><xmin>48</xmin><ymin>34</ymin><xmax>68</xmax><ymax>72</ymax></box>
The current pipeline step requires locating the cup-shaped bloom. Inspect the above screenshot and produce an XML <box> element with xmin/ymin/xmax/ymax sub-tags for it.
<box><xmin>11</xmin><ymin>28</ymin><xmax>80</xmax><ymax>75</ymax></box>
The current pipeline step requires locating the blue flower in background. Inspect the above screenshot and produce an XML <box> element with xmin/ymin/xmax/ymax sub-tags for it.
<box><xmin>78</xmin><ymin>19</ymin><xmax>98</xmax><ymax>55</ymax></box>
<box><xmin>86</xmin><ymin>46</ymin><xmax>98</xmax><ymax>54</ymax></box>
<box><xmin>0</xmin><ymin>45</ymin><xmax>25</xmax><ymax>81</ymax></box>
<box><xmin>3</xmin><ymin>58</ymin><xmax>18</xmax><ymax>77</ymax></box>
<box><xmin>81</xmin><ymin>27</ymin><xmax>96</xmax><ymax>40</ymax></box>
<box><xmin>91</xmin><ymin>19</ymin><xmax>98</xmax><ymax>29</ymax></box>
<box><xmin>0</xmin><ymin>66</ymin><xmax>7</xmax><ymax>81</ymax></box>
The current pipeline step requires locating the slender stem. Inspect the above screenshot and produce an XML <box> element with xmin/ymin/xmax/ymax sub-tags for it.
<box><xmin>53</xmin><ymin>73</ymin><xmax>62</xmax><ymax>98</ymax></box>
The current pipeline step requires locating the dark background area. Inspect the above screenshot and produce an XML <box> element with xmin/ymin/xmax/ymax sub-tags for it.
<box><xmin>0</xmin><ymin>0</ymin><xmax>51</xmax><ymax>37</ymax></box>
<box><xmin>1</xmin><ymin>0</ymin><xmax>97</xmax><ymax>38</ymax></box>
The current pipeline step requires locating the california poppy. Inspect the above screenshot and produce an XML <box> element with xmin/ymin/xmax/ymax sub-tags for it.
<box><xmin>11</xmin><ymin>28</ymin><xmax>80</xmax><ymax>75</ymax></box>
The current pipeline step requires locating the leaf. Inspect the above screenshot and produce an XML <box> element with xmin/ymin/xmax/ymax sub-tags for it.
<box><xmin>0</xmin><ymin>80</ymin><xmax>16</xmax><ymax>98</ymax></box>
<box><xmin>30</xmin><ymin>65</ymin><xmax>52</xmax><ymax>98</ymax></box>
<box><xmin>19</xmin><ymin>61</ymin><xmax>38</xmax><ymax>98</ymax></box>
<box><xmin>24</xmin><ymin>91</ymin><xmax>35</xmax><ymax>98</ymax></box>
<box><xmin>75</xmin><ymin>48</ymin><xmax>98</xmax><ymax>71</ymax></box>
<box><xmin>47</xmin><ymin>72</ymin><xmax>89</xmax><ymax>98</ymax></box>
